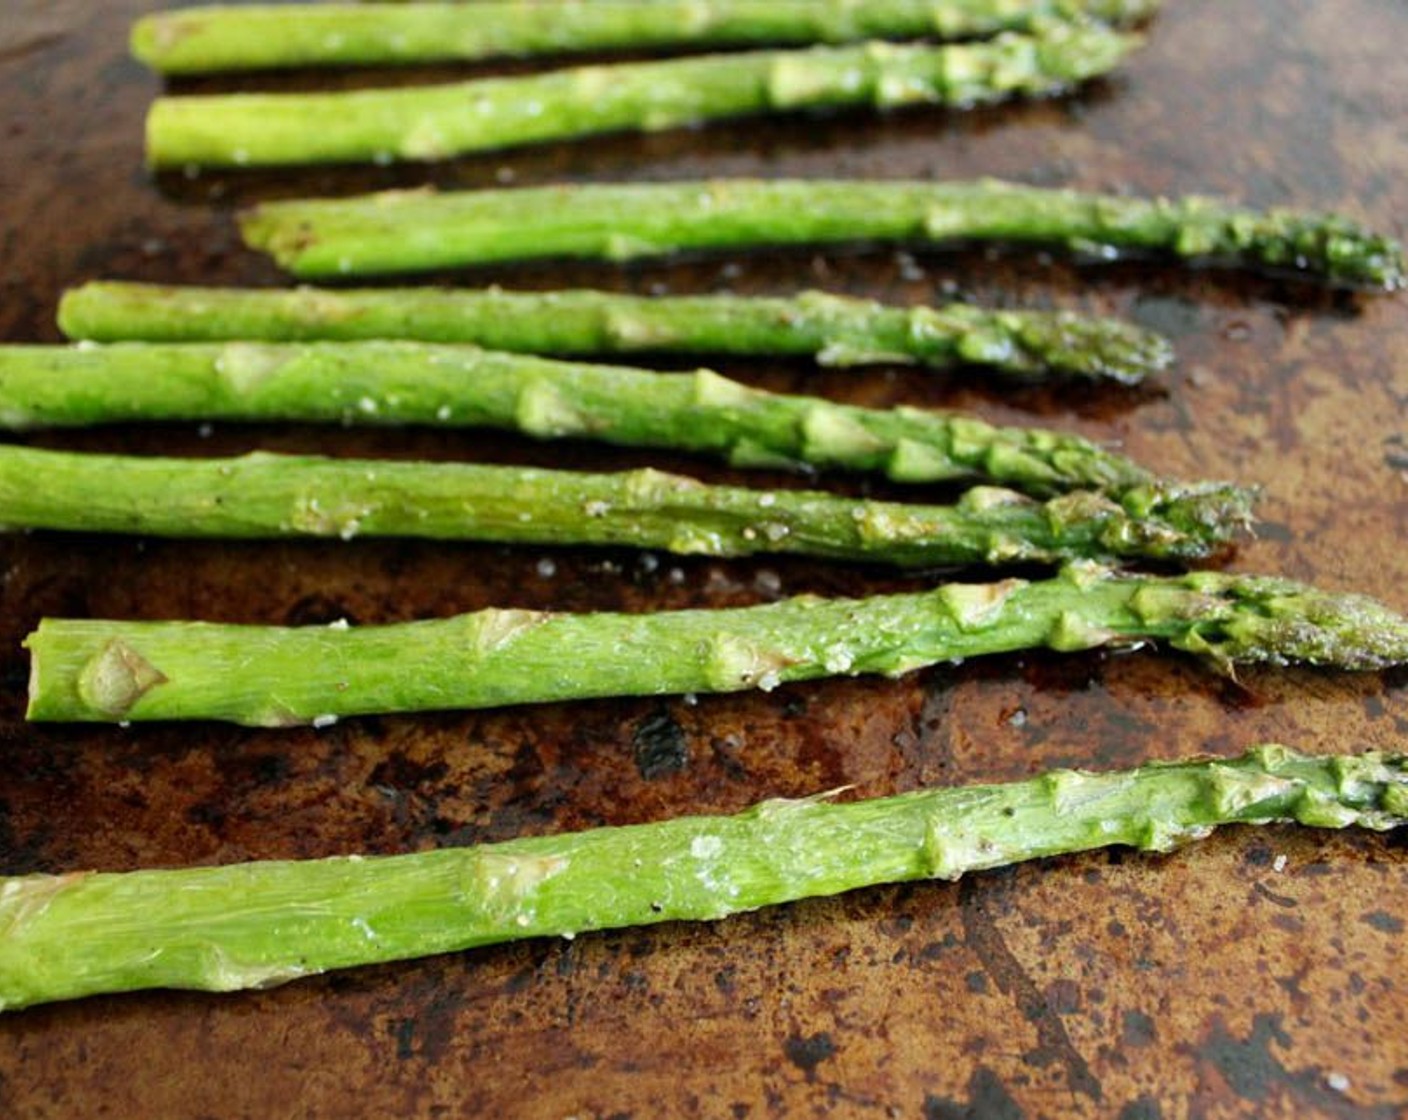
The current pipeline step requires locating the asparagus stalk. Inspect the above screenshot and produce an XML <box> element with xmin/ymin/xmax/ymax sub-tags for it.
<box><xmin>241</xmin><ymin>178</ymin><xmax>1406</xmax><ymax>290</ymax></box>
<box><xmin>0</xmin><ymin>445</ymin><xmax>1249</xmax><ymax>566</ymax></box>
<box><xmin>3</xmin><ymin>744</ymin><xmax>1404</xmax><ymax>1010</ymax></box>
<box><xmin>25</xmin><ymin>568</ymin><xmax>1408</xmax><ymax>726</ymax></box>
<box><xmin>131</xmin><ymin>0</ymin><xmax>1162</xmax><ymax>74</ymax></box>
<box><xmin>146</xmin><ymin>28</ymin><xmax>1137</xmax><ymax>168</ymax></box>
<box><xmin>0</xmin><ymin>341</ymin><xmax>1183</xmax><ymax>497</ymax></box>
<box><xmin>57</xmin><ymin>283</ymin><xmax>1173</xmax><ymax>385</ymax></box>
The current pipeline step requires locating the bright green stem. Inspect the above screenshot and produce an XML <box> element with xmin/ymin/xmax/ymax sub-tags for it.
<box><xmin>132</xmin><ymin>0</ymin><xmax>1161</xmax><ymax>73</ymax></box>
<box><xmin>241</xmin><ymin>178</ymin><xmax>1406</xmax><ymax>290</ymax></box>
<box><xmin>0</xmin><ymin>445</ymin><xmax>1250</xmax><ymax>566</ymax></box>
<box><xmin>146</xmin><ymin>29</ymin><xmax>1137</xmax><ymax>168</ymax></box>
<box><xmin>25</xmin><ymin>568</ymin><xmax>1408</xmax><ymax>726</ymax></box>
<box><xmin>57</xmin><ymin>283</ymin><xmax>1173</xmax><ymax>385</ymax></box>
<box><xmin>0</xmin><ymin>341</ymin><xmax>1173</xmax><ymax>497</ymax></box>
<box><xmin>2</xmin><ymin>745</ymin><xmax>1404</xmax><ymax>1009</ymax></box>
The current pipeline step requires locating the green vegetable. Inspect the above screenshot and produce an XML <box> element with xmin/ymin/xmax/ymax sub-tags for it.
<box><xmin>2</xmin><ymin>745</ymin><xmax>1403</xmax><ymax>1010</ymax></box>
<box><xmin>0</xmin><ymin>341</ymin><xmax>1185</xmax><ymax>497</ymax></box>
<box><xmin>146</xmin><ymin>28</ymin><xmax>1138</xmax><ymax>167</ymax></box>
<box><xmin>241</xmin><ymin>178</ymin><xmax>1406</xmax><ymax>290</ymax></box>
<box><xmin>0</xmin><ymin>445</ymin><xmax>1250</xmax><ymax>566</ymax></box>
<box><xmin>57</xmin><ymin>282</ymin><xmax>1173</xmax><ymax>385</ymax></box>
<box><xmin>25</xmin><ymin>567</ymin><xmax>1408</xmax><ymax>726</ymax></box>
<box><xmin>131</xmin><ymin>0</ymin><xmax>1161</xmax><ymax>73</ymax></box>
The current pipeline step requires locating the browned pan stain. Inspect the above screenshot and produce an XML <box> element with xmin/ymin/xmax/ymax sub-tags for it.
<box><xmin>3</xmin><ymin>0</ymin><xmax>1408</xmax><ymax>1116</ymax></box>
<box><xmin>960</xmin><ymin>874</ymin><xmax>1104</xmax><ymax>1103</ymax></box>
<box><xmin>1189</xmin><ymin>1013</ymin><xmax>1400</xmax><ymax>1120</ymax></box>
<box><xmin>924</xmin><ymin>1067</ymin><xmax>1026</xmax><ymax>1119</ymax></box>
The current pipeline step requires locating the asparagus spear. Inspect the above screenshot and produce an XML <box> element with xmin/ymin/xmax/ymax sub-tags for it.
<box><xmin>146</xmin><ymin>28</ymin><xmax>1137</xmax><ymax>168</ymax></box>
<box><xmin>241</xmin><ymin>178</ymin><xmax>1406</xmax><ymax>290</ymax></box>
<box><xmin>132</xmin><ymin>0</ymin><xmax>1161</xmax><ymax>74</ymax></box>
<box><xmin>2</xmin><ymin>745</ymin><xmax>1403</xmax><ymax>1010</ymax></box>
<box><xmin>0</xmin><ymin>445</ymin><xmax>1249</xmax><ymax>566</ymax></box>
<box><xmin>57</xmin><ymin>283</ymin><xmax>1173</xmax><ymax>385</ymax></box>
<box><xmin>0</xmin><ymin>341</ymin><xmax>1180</xmax><ymax>497</ymax></box>
<box><xmin>26</xmin><ymin>567</ymin><xmax>1408</xmax><ymax>725</ymax></box>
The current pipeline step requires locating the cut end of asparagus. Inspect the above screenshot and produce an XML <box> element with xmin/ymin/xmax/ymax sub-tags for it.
<box><xmin>130</xmin><ymin>11</ymin><xmax>206</xmax><ymax>74</ymax></box>
<box><xmin>237</xmin><ymin>205</ymin><xmax>333</xmax><ymax>274</ymax></box>
<box><xmin>128</xmin><ymin>14</ymin><xmax>167</xmax><ymax>72</ymax></box>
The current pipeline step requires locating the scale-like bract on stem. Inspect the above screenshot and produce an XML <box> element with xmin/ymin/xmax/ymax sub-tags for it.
<box><xmin>240</xmin><ymin>179</ymin><xmax>1406</xmax><ymax>290</ymax></box>
<box><xmin>25</xmin><ymin>567</ymin><xmax>1408</xmax><ymax>726</ymax></box>
<box><xmin>132</xmin><ymin>0</ymin><xmax>1162</xmax><ymax>73</ymax></box>
<box><xmin>146</xmin><ymin>29</ymin><xmax>1138</xmax><ymax>167</ymax></box>
<box><xmin>57</xmin><ymin>283</ymin><xmax>1173</xmax><ymax>385</ymax></box>
<box><xmin>0</xmin><ymin>446</ymin><xmax>1250</xmax><ymax>566</ymax></box>
<box><xmin>1</xmin><ymin>746</ymin><xmax>1404</xmax><ymax>1010</ymax></box>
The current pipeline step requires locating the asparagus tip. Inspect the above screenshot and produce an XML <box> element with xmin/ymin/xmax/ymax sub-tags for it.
<box><xmin>1166</xmin><ymin>574</ymin><xmax>1408</xmax><ymax>671</ymax></box>
<box><xmin>969</xmin><ymin>308</ymin><xmax>1175</xmax><ymax>384</ymax></box>
<box><xmin>1119</xmin><ymin>480</ymin><xmax>1258</xmax><ymax>546</ymax></box>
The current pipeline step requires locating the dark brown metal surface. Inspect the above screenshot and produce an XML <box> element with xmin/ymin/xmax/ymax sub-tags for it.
<box><xmin>2</xmin><ymin>1</ymin><xmax>1407</xmax><ymax>1115</ymax></box>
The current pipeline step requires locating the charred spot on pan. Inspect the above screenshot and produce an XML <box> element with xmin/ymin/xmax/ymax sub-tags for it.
<box><xmin>0</xmin><ymin>797</ymin><xmax>52</xmax><ymax>877</ymax></box>
<box><xmin>1131</xmin><ymin>293</ymin><xmax>1204</xmax><ymax>339</ymax></box>
<box><xmin>924</xmin><ymin>1067</ymin><xmax>1025</xmax><ymax>1119</ymax></box>
<box><xmin>709</xmin><ymin>735</ymin><xmax>749</xmax><ymax>782</ymax></box>
<box><xmin>368</xmin><ymin>753</ymin><xmax>450</xmax><ymax>793</ymax></box>
<box><xmin>283</xmin><ymin>594</ymin><xmax>359</xmax><ymax>627</ymax></box>
<box><xmin>185</xmin><ymin>799</ymin><xmax>226</xmax><ymax>831</ymax></box>
<box><xmin>1252</xmin><ymin>880</ymin><xmax>1298</xmax><ymax>909</ymax></box>
<box><xmin>1121</xmin><ymin>1009</ymin><xmax>1157</xmax><ymax>1048</ymax></box>
<box><xmin>1191</xmin><ymin>1012</ymin><xmax>1392</xmax><ymax>1115</ymax></box>
<box><xmin>1384</xmin><ymin>433</ymin><xmax>1408</xmax><ymax>471</ymax></box>
<box><xmin>781</xmin><ymin>693</ymin><xmax>809</xmax><ymax>718</ymax></box>
<box><xmin>1117</xmin><ymin>1097</ymin><xmax>1164</xmax><ymax>1120</ymax></box>
<box><xmin>632</xmin><ymin>709</ymin><xmax>689</xmax><ymax>780</ymax></box>
<box><xmin>392</xmin><ymin>1018</ymin><xmax>416</xmax><ymax>1061</ymax></box>
<box><xmin>783</xmin><ymin>1031</ymin><xmax>837</xmax><ymax>1081</ymax></box>
<box><xmin>1361</xmin><ymin>909</ymin><xmax>1404</xmax><ymax>934</ymax></box>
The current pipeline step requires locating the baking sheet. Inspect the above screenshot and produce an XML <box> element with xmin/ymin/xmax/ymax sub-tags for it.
<box><xmin>1</xmin><ymin>1</ymin><xmax>1406</xmax><ymax>1115</ymax></box>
